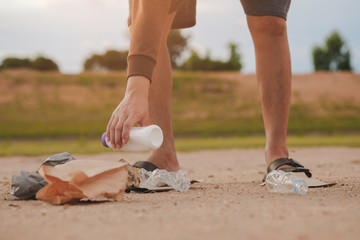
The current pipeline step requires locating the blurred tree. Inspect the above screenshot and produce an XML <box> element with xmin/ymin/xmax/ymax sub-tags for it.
<box><xmin>167</xmin><ymin>29</ymin><xmax>189</xmax><ymax>68</ymax></box>
<box><xmin>84</xmin><ymin>50</ymin><xmax>128</xmax><ymax>71</ymax></box>
<box><xmin>182</xmin><ymin>50</ymin><xmax>198</xmax><ymax>70</ymax></box>
<box><xmin>182</xmin><ymin>42</ymin><xmax>242</xmax><ymax>71</ymax></box>
<box><xmin>83</xmin><ymin>30</ymin><xmax>188</xmax><ymax>71</ymax></box>
<box><xmin>32</xmin><ymin>56</ymin><xmax>59</xmax><ymax>71</ymax></box>
<box><xmin>312</xmin><ymin>47</ymin><xmax>330</xmax><ymax>70</ymax></box>
<box><xmin>224</xmin><ymin>42</ymin><xmax>242</xmax><ymax>71</ymax></box>
<box><xmin>84</xmin><ymin>54</ymin><xmax>103</xmax><ymax>71</ymax></box>
<box><xmin>1</xmin><ymin>57</ymin><xmax>32</xmax><ymax>69</ymax></box>
<box><xmin>0</xmin><ymin>56</ymin><xmax>58</xmax><ymax>71</ymax></box>
<box><xmin>312</xmin><ymin>31</ymin><xmax>352</xmax><ymax>71</ymax></box>
<box><xmin>102</xmin><ymin>50</ymin><xmax>128</xmax><ymax>70</ymax></box>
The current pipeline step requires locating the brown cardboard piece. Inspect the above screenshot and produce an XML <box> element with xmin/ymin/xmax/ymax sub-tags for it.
<box><xmin>36</xmin><ymin>160</ymin><xmax>128</xmax><ymax>205</ymax></box>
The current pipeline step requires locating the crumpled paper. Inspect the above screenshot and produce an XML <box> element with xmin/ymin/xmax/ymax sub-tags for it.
<box><xmin>36</xmin><ymin>159</ymin><xmax>128</xmax><ymax>205</ymax></box>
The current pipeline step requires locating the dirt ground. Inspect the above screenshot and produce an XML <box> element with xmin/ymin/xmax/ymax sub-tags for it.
<box><xmin>1</xmin><ymin>147</ymin><xmax>360</xmax><ymax>240</ymax></box>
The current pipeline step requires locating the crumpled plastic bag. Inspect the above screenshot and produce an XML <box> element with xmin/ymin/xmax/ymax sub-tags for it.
<box><xmin>139</xmin><ymin>168</ymin><xmax>191</xmax><ymax>192</ymax></box>
<box><xmin>40</xmin><ymin>152</ymin><xmax>76</xmax><ymax>167</ymax></box>
<box><xmin>36</xmin><ymin>159</ymin><xmax>128</xmax><ymax>205</ymax></box>
<box><xmin>11</xmin><ymin>152</ymin><xmax>75</xmax><ymax>200</ymax></box>
<box><xmin>11</xmin><ymin>171</ymin><xmax>48</xmax><ymax>200</ymax></box>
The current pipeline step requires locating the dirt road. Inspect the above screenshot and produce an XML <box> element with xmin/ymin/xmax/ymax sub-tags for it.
<box><xmin>1</xmin><ymin>147</ymin><xmax>359</xmax><ymax>240</ymax></box>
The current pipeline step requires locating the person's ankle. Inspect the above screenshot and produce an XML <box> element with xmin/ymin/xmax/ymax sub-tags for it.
<box><xmin>147</xmin><ymin>150</ymin><xmax>180</xmax><ymax>172</ymax></box>
<box><xmin>265</xmin><ymin>146</ymin><xmax>289</xmax><ymax>167</ymax></box>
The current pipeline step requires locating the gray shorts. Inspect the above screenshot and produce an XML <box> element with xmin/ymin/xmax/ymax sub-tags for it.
<box><xmin>240</xmin><ymin>0</ymin><xmax>291</xmax><ymax>20</ymax></box>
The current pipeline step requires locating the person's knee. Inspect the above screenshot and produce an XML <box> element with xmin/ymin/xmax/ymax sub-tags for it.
<box><xmin>248</xmin><ymin>16</ymin><xmax>287</xmax><ymax>38</ymax></box>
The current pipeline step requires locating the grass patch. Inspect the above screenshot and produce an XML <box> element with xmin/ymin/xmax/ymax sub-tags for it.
<box><xmin>1</xmin><ymin>135</ymin><xmax>360</xmax><ymax>157</ymax></box>
<box><xmin>1</xmin><ymin>70</ymin><xmax>360</xmax><ymax>139</ymax></box>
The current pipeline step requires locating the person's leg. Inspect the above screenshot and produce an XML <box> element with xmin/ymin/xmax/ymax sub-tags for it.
<box><xmin>145</xmin><ymin>12</ymin><xmax>180</xmax><ymax>172</ymax></box>
<box><xmin>246</xmin><ymin>16</ymin><xmax>291</xmax><ymax>167</ymax></box>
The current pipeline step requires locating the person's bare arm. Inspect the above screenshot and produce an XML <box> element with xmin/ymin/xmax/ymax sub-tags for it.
<box><xmin>106</xmin><ymin>1</ymin><xmax>176</xmax><ymax>149</ymax></box>
<box><xmin>127</xmin><ymin>0</ymin><xmax>172</xmax><ymax>82</ymax></box>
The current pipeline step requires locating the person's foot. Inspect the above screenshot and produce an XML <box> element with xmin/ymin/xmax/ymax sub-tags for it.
<box><xmin>146</xmin><ymin>148</ymin><xmax>180</xmax><ymax>172</ymax></box>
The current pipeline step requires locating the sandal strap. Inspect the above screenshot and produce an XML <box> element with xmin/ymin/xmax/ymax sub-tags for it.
<box><xmin>267</xmin><ymin>158</ymin><xmax>312</xmax><ymax>178</ymax></box>
<box><xmin>133</xmin><ymin>161</ymin><xmax>159</xmax><ymax>172</ymax></box>
<box><xmin>279</xmin><ymin>167</ymin><xmax>312</xmax><ymax>178</ymax></box>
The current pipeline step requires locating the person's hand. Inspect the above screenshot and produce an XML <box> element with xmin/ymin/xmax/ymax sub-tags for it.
<box><xmin>106</xmin><ymin>76</ymin><xmax>150</xmax><ymax>149</ymax></box>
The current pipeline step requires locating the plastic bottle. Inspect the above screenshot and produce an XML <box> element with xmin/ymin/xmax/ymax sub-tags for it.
<box><xmin>265</xmin><ymin>170</ymin><xmax>308</xmax><ymax>194</ymax></box>
<box><xmin>139</xmin><ymin>168</ymin><xmax>191</xmax><ymax>192</ymax></box>
<box><xmin>101</xmin><ymin>125</ymin><xmax>163</xmax><ymax>152</ymax></box>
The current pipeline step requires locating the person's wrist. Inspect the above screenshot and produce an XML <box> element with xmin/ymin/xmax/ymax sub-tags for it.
<box><xmin>125</xmin><ymin>76</ymin><xmax>150</xmax><ymax>98</ymax></box>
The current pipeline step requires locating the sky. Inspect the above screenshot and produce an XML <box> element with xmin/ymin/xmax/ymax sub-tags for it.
<box><xmin>1</xmin><ymin>0</ymin><xmax>359</xmax><ymax>74</ymax></box>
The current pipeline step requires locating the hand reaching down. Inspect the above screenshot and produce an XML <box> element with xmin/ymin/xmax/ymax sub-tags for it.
<box><xmin>106</xmin><ymin>76</ymin><xmax>151</xmax><ymax>149</ymax></box>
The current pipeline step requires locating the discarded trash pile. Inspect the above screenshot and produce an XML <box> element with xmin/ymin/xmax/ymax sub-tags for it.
<box><xmin>11</xmin><ymin>152</ymin><xmax>191</xmax><ymax>205</ymax></box>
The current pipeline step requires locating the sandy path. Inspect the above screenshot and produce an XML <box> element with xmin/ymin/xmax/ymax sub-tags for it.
<box><xmin>1</xmin><ymin>147</ymin><xmax>360</xmax><ymax>240</ymax></box>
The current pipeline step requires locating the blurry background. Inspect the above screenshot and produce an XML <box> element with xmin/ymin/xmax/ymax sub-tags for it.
<box><xmin>0</xmin><ymin>0</ymin><xmax>360</xmax><ymax>156</ymax></box>
<box><xmin>1</xmin><ymin>0</ymin><xmax>359</xmax><ymax>73</ymax></box>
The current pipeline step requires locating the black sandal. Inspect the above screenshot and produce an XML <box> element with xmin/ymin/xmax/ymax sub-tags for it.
<box><xmin>262</xmin><ymin>158</ymin><xmax>312</xmax><ymax>182</ymax></box>
<box><xmin>133</xmin><ymin>161</ymin><xmax>159</xmax><ymax>171</ymax></box>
